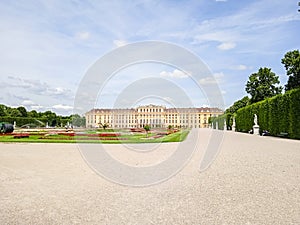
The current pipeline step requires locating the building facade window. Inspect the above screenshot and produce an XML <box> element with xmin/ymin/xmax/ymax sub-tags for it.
<box><xmin>85</xmin><ymin>105</ymin><xmax>222</xmax><ymax>128</ymax></box>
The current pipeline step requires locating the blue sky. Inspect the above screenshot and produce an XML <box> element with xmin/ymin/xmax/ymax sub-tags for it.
<box><xmin>0</xmin><ymin>0</ymin><xmax>299</xmax><ymax>115</ymax></box>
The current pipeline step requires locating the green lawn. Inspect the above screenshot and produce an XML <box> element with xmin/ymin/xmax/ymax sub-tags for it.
<box><xmin>0</xmin><ymin>129</ymin><xmax>190</xmax><ymax>144</ymax></box>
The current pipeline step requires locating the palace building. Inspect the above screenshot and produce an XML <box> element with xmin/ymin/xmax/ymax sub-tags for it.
<box><xmin>85</xmin><ymin>105</ymin><xmax>223</xmax><ymax>129</ymax></box>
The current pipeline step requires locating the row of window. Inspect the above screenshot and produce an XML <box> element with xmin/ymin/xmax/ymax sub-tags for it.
<box><xmin>138</xmin><ymin>108</ymin><xmax>163</xmax><ymax>113</ymax></box>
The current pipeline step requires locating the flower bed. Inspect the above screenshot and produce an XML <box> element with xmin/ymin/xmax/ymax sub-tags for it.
<box><xmin>57</xmin><ymin>132</ymin><xmax>121</xmax><ymax>137</ymax></box>
<box><xmin>39</xmin><ymin>136</ymin><xmax>128</xmax><ymax>141</ymax></box>
<box><xmin>130</xmin><ymin>128</ymin><xmax>145</xmax><ymax>132</ymax></box>
<box><xmin>13</xmin><ymin>133</ymin><xmax>30</xmax><ymax>139</ymax></box>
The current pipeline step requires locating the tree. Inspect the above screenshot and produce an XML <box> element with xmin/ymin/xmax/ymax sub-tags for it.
<box><xmin>245</xmin><ymin>67</ymin><xmax>282</xmax><ymax>103</ymax></box>
<box><xmin>71</xmin><ymin>114</ymin><xmax>86</xmax><ymax>127</ymax></box>
<box><xmin>28</xmin><ymin>110</ymin><xmax>38</xmax><ymax>118</ymax></box>
<box><xmin>42</xmin><ymin>110</ymin><xmax>57</xmax><ymax>127</ymax></box>
<box><xmin>7</xmin><ymin>108</ymin><xmax>22</xmax><ymax>117</ymax></box>
<box><xmin>102</xmin><ymin>123</ymin><xmax>108</xmax><ymax>130</ymax></box>
<box><xmin>17</xmin><ymin>106</ymin><xmax>27</xmax><ymax>117</ymax></box>
<box><xmin>98</xmin><ymin>122</ymin><xmax>108</xmax><ymax>130</ymax></box>
<box><xmin>0</xmin><ymin>104</ymin><xmax>7</xmax><ymax>116</ymax></box>
<box><xmin>281</xmin><ymin>50</ymin><xmax>300</xmax><ymax>91</ymax></box>
<box><xmin>225</xmin><ymin>96</ymin><xmax>250</xmax><ymax>114</ymax></box>
<box><xmin>143</xmin><ymin>124</ymin><xmax>151</xmax><ymax>137</ymax></box>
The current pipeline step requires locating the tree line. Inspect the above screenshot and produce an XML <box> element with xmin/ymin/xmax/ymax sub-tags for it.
<box><xmin>212</xmin><ymin>49</ymin><xmax>300</xmax><ymax>139</ymax></box>
<box><xmin>0</xmin><ymin>104</ymin><xmax>85</xmax><ymax>128</ymax></box>
<box><xmin>226</xmin><ymin>49</ymin><xmax>300</xmax><ymax>114</ymax></box>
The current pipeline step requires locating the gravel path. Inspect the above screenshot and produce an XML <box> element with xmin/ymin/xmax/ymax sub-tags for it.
<box><xmin>0</xmin><ymin>129</ymin><xmax>299</xmax><ymax>225</ymax></box>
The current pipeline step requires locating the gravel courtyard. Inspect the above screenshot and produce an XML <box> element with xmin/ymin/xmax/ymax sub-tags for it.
<box><xmin>1</xmin><ymin>129</ymin><xmax>299</xmax><ymax>225</ymax></box>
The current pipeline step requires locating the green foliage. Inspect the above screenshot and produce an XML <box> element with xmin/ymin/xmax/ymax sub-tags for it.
<box><xmin>17</xmin><ymin>106</ymin><xmax>27</xmax><ymax>117</ymax></box>
<box><xmin>210</xmin><ymin>114</ymin><xmax>228</xmax><ymax>130</ymax></box>
<box><xmin>8</xmin><ymin>108</ymin><xmax>22</xmax><ymax>117</ymax></box>
<box><xmin>245</xmin><ymin>67</ymin><xmax>282</xmax><ymax>103</ymax></box>
<box><xmin>143</xmin><ymin>124</ymin><xmax>151</xmax><ymax>132</ymax></box>
<box><xmin>225</xmin><ymin>96</ymin><xmax>249</xmax><ymax>114</ymax></box>
<box><xmin>288</xmin><ymin>89</ymin><xmax>300</xmax><ymax>138</ymax></box>
<box><xmin>143</xmin><ymin>124</ymin><xmax>151</xmax><ymax>137</ymax></box>
<box><xmin>281</xmin><ymin>50</ymin><xmax>300</xmax><ymax>91</ymax></box>
<box><xmin>0</xmin><ymin>104</ymin><xmax>85</xmax><ymax>128</ymax></box>
<box><xmin>71</xmin><ymin>114</ymin><xmax>86</xmax><ymax>127</ymax></box>
<box><xmin>235</xmin><ymin>88</ymin><xmax>300</xmax><ymax>139</ymax></box>
<box><xmin>236</xmin><ymin>105</ymin><xmax>256</xmax><ymax>132</ymax></box>
<box><xmin>27</xmin><ymin>110</ymin><xmax>38</xmax><ymax>118</ymax></box>
<box><xmin>0</xmin><ymin>104</ymin><xmax>7</xmax><ymax>116</ymax></box>
<box><xmin>98</xmin><ymin>122</ymin><xmax>109</xmax><ymax>130</ymax></box>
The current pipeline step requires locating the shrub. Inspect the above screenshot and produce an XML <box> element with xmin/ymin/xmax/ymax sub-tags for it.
<box><xmin>235</xmin><ymin>88</ymin><xmax>300</xmax><ymax>139</ymax></box>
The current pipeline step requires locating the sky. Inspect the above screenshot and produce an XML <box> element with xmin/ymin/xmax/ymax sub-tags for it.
<box><xmin>0</xmin><ymin>0</ymin><xmax>299</xmax><ymax>115</ymax></box>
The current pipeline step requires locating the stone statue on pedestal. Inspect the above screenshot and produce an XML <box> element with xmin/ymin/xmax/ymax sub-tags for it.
<box><xmin>253</xmin><ymin>114</ymin><xmax>259</xmax><ymax>135</ymax></box>
<box><xmin>254</xmin><ymin>114</ymin><xmax>258</xmax><ymax>125</ymax></box>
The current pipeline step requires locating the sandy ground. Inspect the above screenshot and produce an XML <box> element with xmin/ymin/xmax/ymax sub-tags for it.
<box><xmin>0</xmin><ymin>129</ymin><xmax>299</xmax><ymax>225</ymax></box>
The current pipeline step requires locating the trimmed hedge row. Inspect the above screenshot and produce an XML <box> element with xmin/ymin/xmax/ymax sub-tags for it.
<box><xmin>0</xmin><ymin>116</ymin><xmax>70</xmax><ymax>127</ymax></box>
<box><xmin>235</xmin><ymin>88</ymin><xmax>300</xmax><ymax>139</ymax></box>
<box><xmin>210</xmin><ymin>114</ymin><xmax>231</xmax><ymax>130</ymax></box>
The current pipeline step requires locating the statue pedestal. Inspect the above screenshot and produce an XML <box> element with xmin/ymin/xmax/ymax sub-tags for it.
<box><xmin>253</xmin><ymin>125</ymin><xmax>260</xmax><ymax>135</ymax></box>
<box><xmin>232</xmin><ymin>125</ymin><xmax>236</xmax><ymax>132</ymax></box>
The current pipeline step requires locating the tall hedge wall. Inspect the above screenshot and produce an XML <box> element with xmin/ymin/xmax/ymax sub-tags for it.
<box><xmin>211</xmin><ymin>113</ymin><xmax>231</xmax><ymax>130</ymax></box>
<box><xmin>235</xmin><ymin>88</ymin><xmax>300</xmax><ymax>139</ymax></box>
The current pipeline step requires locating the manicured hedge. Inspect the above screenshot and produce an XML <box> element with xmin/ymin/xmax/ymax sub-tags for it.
<box><xmin>211</xmin><ymin>114</ymin><xmax>229</xmax><ymax>130</ymax></box>
<box><xmin>235</xmin><ymin>88</ymin><xmax>300</xmax><ymax>139</ymax></box>
<box><xmin>0</xmin><ymin>116</ymin><xmax>70</xmax><ymax>127</ymax></box>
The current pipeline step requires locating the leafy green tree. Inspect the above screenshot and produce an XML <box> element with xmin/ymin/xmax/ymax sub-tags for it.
<box><xmin>72</xmin><ymin>114</ymin><xmax>86</xmax><ymax>127</ymax></box>
<box><xmin>143</xmin><ymin>124</ymin><xmax>151</xmax><ymax>137</ymax></box>
<box><xmin>102</xmin><ymin>123</ymin><xmax>108</xmax><ymax>130</ymax></box>
<box><xmin>0</xmin><ymin>104</ymin><xmax>7</xmax><ymax>116</ymax></box>
<box><xmin>27</xmin><ymin>110</ymin><xmax>38</xmax><ymax>118</ymax></box>
<box><xmin>41</xmin><ymin>110</ymin><xmax>57</xmax><ymax>127</ymax></box>
<box><xmin>281</xmin><ymin>50</ymin><xmax>300</xmax><ymax>91</ymax></box>
<box><xmin>245</xmin><ymin>67</ymin><xmax>282</xmax><ymax>103</ymax></box>
<box><xmin>225</xmin><ymin>96</ymin><xmax>250</xmax><ymax>114</ymax></box>
<box><xmin>7</xmin><ymin>108</ymin><xmax>22</xmax><ymax>117</ymax></box>
<box><xmin>17</xmin><ymin>106</ymin><xmax>27</xmax><ymax>117</ymax></box>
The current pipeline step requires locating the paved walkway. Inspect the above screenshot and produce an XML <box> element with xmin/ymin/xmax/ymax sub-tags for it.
<box><xmin>0</xmin><ymin>129</ymin><xmax>299</xmax><ymax>224</ymax></box>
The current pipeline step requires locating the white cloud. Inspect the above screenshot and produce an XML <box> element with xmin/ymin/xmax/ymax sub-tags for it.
<box><xmin>52</xmin><ymin>104</ymin><xmax>73</xmax><ymax>110</ymax></box>
<box><xmin>236</xmin><ymin>65</ymin><xmax>248</xmax><ymax>70</ymax></box>
<box><xmin>198</xmin><ymin>72</ymin><xmax>224</xmax><ymax>85</ymax></box>
<box><xmin>217</xmin><ymin>42</ymin><xmax>236</xmax><ymax>50</ymax></box>
<box><xmin>76</xmin><ymin>31</ymin><xmax>90</xmax><ymax>40</ymax></box>
<box><xmin>193</xmin><ymin>31</ymin><xmax>238</xmax><ymax>45</ymax></box>
<box><xmin>7</xmin><ymin>76</ymin><xmax>74</xmax><ymax>100</ymax></box>
<box><xmin>199</xmin><ymin>77</ymin><xmax>218</xmax><ymax>85</ymax></box>
<box><xmin>213</xmin><ymin>72</ymin><xmax>225</xmax><ymax>79</ymax></box>
<box><xmin>31</xmin><ymin>105</ymin><xmax>45</xmax><ymax>111</ymax></box>
<box><xmin>162</xmin><ymin>97</ymin><xmax>175</xmax><ymax>105</ymax></box>
<box><xmin>113</xmin><ymin>40</ymin><xmax>128</xmax><ymax>47</ymax></box>
<box><xmin>0</xmin><ymin>0</ymin><xmax>298</xmax><ymax>110</ymax></box>
<box><xmin>160</xmin><ymin>69</ymin><xmax>189</xmax><ymax>79</ymax></box>
<box><xmin>21</xmin><ymin>100</ymin><xmax>36</xmax><ymax>106</ymax></box>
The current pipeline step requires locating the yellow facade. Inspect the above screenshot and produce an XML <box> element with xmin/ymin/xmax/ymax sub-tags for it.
<box><xmin>85</xmin><ymin>104</ymin><xmax>223</xmax><ymax>129</ymax></box>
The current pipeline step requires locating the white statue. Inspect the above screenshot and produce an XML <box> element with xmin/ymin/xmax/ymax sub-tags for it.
<box><xmin>254</xmin><ymin>114</ymin><xmax>258</xmax><ymax>126</ymax></box>
<box><xmin>232</xmin><ymin>117</ymin><xmax>236</xmax><ymax>132</ymax></box>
